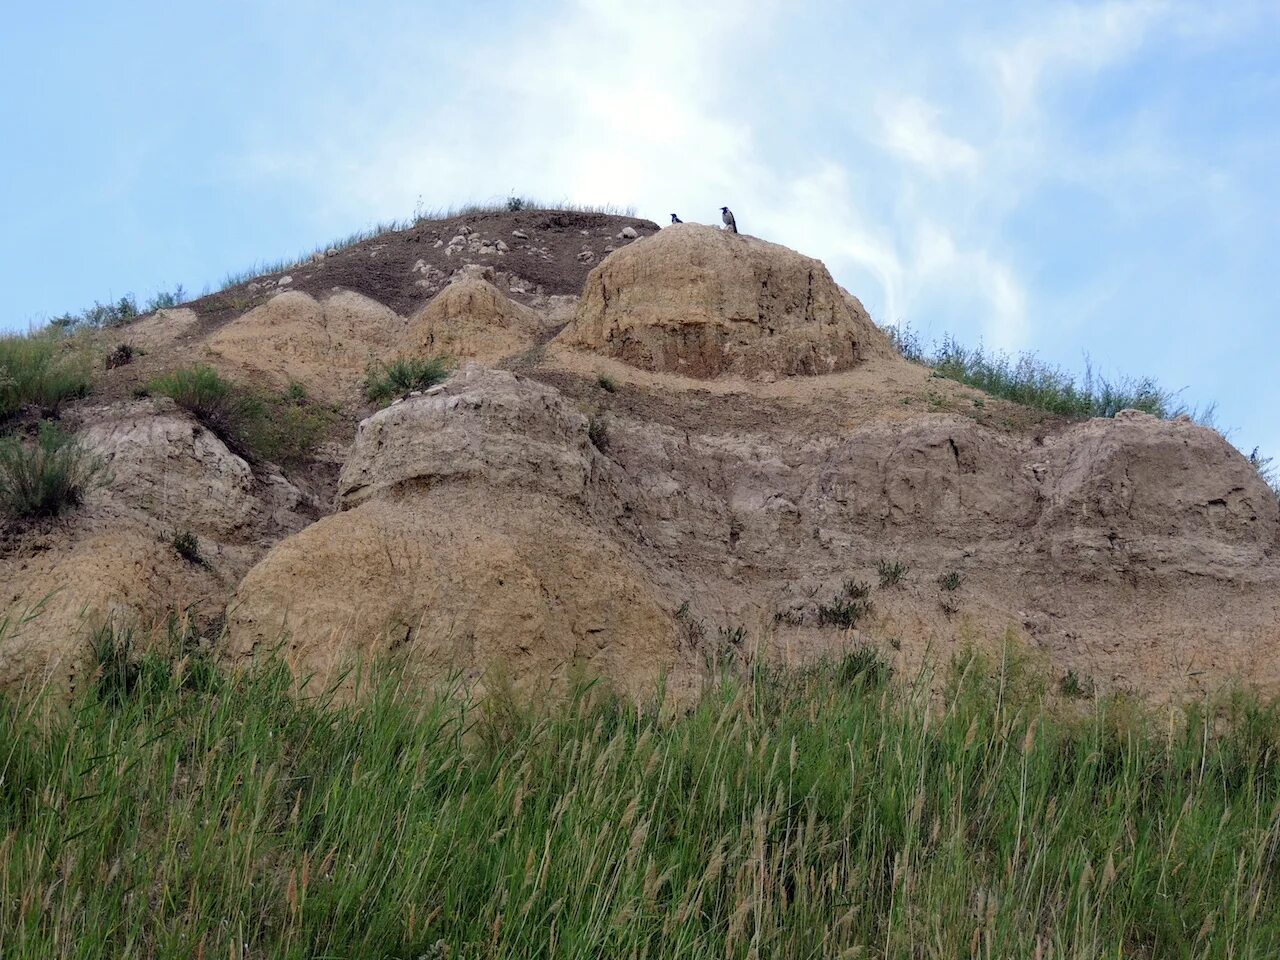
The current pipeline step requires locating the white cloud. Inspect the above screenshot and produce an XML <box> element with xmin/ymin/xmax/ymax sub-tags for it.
<box><xmin>990</xmin><ymin>0</ymin><xmax>1170</xmax><ymax>118</ymax></box>
<box><xmin>875</xmin><ymin>96</ymin><xmax>980</xmax><ymax>174</ymax></box>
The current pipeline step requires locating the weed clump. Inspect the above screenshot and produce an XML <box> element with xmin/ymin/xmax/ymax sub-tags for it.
<box><xmin>171</xmin><ymin>530</ymin><xmax>205</xmax><ymax>566</ymax></box>
<box><xmin>817</xmin><ymin>579</ymin><xmax>873</xmax><ymax>628</ymax></box>
<box><xmin>148</xmin><ymin>365</ymin><xmax>333</xmax><ymax>466</ymax></box>
<box><xmin>0</xmin><ymin>334</ymin><xmax>91</xmax><ymax>420</ymax></box>
<box><xmin>364</xmin><ymin>357</ymin><xmax>452</xmax><ymax>405</ymax></box>
<box><xmin>877</xmin><ymin>558</ymin><xmax>908</xmax><ymax>587</ymax></box>
<box><xmin>0</xmin><ymin>422</ymin><xmax>104</xmax><ymax>518</ymax></box>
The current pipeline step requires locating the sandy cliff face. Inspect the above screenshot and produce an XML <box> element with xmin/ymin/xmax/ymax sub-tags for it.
<box><xmin>4</xmin><ymin>213</ymin><xmax>1278</xmax><ymax>700</ymax></box>
<box><xmin>560</xmin><ymin>224</ymin><xmax>895</xmax><ymax>378</ymax></box>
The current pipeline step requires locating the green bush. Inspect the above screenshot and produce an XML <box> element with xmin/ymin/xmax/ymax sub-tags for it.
<box><xmin>0</xmin><ymin>422</ymin><xmax>104</xmax><ymax>518</ymax></box>
<box><xmin>364</xmin><ymin>357</ymin><xmax>452</xmax><ymax>405</ymax></box>
<box><xmin>149</xmin><ymin>366</ymin><xmax>333</xmax><ymax>466</ymax></box>
<box><xmin>147</xmin><ymin>365</ymin><xmax>247</xmax><ymax>442</ymax></box>
<box><xmin>0</xmin><ymin>334</ymin><xmax>91</xmax><ymax>420</ymax></box>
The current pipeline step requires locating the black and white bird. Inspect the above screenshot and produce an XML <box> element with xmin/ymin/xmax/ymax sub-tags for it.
<box><xmin>670</xmin><ymin>213</ymin><xmax>682</xmax><ymax>224</ymax></box>
<box><xmin>720</xmin><ymin>206</ymin><xmax>738</xmax><ymax>233</ymax></box>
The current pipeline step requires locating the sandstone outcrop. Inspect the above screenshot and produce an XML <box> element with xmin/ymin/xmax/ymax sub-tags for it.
<box><xmin>559</xmin><ymin>224</ymin><xmax>895</xmax><ymax>377</ymax></box>
<box><xmin>207</xmin><ymin>290</ymin><xmax>407</xmax><ymax>399</ymax></box>
<box><xmin>400</xmin><ymin>276</ymin><xmax>544</xmax><ymax>364</ymax></box>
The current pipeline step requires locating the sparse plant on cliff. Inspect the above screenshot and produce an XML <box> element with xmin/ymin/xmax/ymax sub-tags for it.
<box><xmin>149</xmin><ymin>365</ymin><xmax>332</xmax><ymax>466</ymax></box>
<box><xmin>938</xmin><ymin>570</ymin><xmax>963</xmax><ymax>591</ymax></box>
<box><xmin>0</xmin><ymin>422</ymin><xmax>104</xmax><ymax>518</ymax></box>
<box><xmin>877</xmin><ymin>558</ymin><xmax>908</xmax><ymax>587</ymax></box>
<box><xmin>587</xmin><ymin>415</ymin><xmax>609</xmax><ymax>453</ymax></box>
<box><xmin>816</xmin><ymin>579</ymin><xmax>873</xmax><ymax>628</ymax></box>
<box><xmin>0</xmin><ymin>333</ymin><xmax>91</xmax><ymax>420</ymax></box>
<box><xmin>596</xmin><ymin>373</ymin><xmax>617</xmax><ymax>393</ymax></box>
<box><xmin>171</xmin><ymin>530</ymin><xmax>205</xmax><ymax>567</ymax></box>
<box><xmin>364</xmin><ymin>357</ymin><xmax>452</xmax><ymax>405</ymax></box>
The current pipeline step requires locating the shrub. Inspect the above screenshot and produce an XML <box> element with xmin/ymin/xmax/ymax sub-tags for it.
<box><xmin>364</xmin><ymin>357</ymin><xmax>451</xmax><ymax>405</ymax></box>
<box><xmin>149</xmin><ymin>366</ymin><xmax>333</xmax><ymax>466</ymax></box>
<box><xmin>144</xmin><ymin>285</ymin><xmax>186</xmax><ymax>312</ymax></box>
<box><xmin>596</xmin><ymin>373</ymin><xmax>617</xmax><ymax>393</ymax></box>
<box><xmin>148</xmin><ymin>365</ymin><xmax>247</xmax><ymax>442</ymax></box>
<box><xmin>876</xmin><ymin>558</ymin><xmax>908</xmax><ymax>587</ymax></box>
<box><xmin>0</xmin><ymin>422</ymin><xmax>105</xmax><ymax>518</ymax></box>
<box><xmin>105</xmin><ymin>343</ymin><xmax>138</xmax><ymax>370</ymax></box>
<box><xmin>816</xmin><ymin>579</ymin><xmax>873</xmax><ymax>628</ymax></box>
<box><xmin>0</xmin><ymin>334</ymin><xmax>91</xmax><ymax>419</ymax></box>
<box><xmin>171</xmin><ymin>530</ymin><xmax>205</xmax><ymax>566</ymax></box>
<box><xmin>938</xmin><ymin>570</ymin><xmax>963</xmax><ymax>591</ymax></box>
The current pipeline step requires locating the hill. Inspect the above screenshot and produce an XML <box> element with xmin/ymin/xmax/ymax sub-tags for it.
<box><xmin>0</xmin><ymin>207</ymin><xmax>1277</xmax><ymax>704</ymax></box>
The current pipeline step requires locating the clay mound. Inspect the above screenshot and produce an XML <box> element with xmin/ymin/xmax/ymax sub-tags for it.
<box><xmin>339</xmin><ymin>364</ymin><xmax>593</xmax><ymax>508</ymax></box>
<box><xmin>559</xmin><ymin>223</ymin><xmax>896</xmax><ymax>378</ymax></box>
<box><xmin>206</xmin><ymin>290</ymin><xmax>406</xmax><ymax>399</ymax></box>
<box><xmin>401</xmin><ymin>276</ymin><xmax>544</xmax><ymax>363</ymax></box>
<box><xmin>0</xmin><ymin>530</ymin><xmax>219</xmax><ymax>693</ymax></box>
<box><xmin>226</xmin><ymin>489</ymin><xmax>676</xmax><ymax>697</ymax></box>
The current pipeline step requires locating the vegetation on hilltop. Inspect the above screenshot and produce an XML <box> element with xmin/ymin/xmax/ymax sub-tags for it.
<box><xmin>2</xmin><ymin>635</ymin><xmax>1278</xmax><ymax>957</ymax></box>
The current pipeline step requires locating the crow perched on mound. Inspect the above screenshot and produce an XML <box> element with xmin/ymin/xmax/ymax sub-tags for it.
<box><xmin>670</xmin><ymin>213</ymin><xmax>682</xmax><ymax>224</ymax></box>
<box><xmin>721</xmin><ymin>206</ymin><xmax>738</xmax><ymax>233</ymax></box>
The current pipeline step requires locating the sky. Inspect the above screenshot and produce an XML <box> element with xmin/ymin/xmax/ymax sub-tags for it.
<box><xmin>2</xmin><ymin>0</ymin><xmax>1277</xmax><ymax>456</ymax></box>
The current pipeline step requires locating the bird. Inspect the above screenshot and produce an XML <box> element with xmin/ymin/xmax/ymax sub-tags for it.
<box><xmin>721</xmin><ymin>206</ymin><xmax>738</xmax><ymax>233</ymax></box>
<box><xmin>670</xmin><ymin>213</ymin><xmax>682</xmax><ymax>224</ymax></box>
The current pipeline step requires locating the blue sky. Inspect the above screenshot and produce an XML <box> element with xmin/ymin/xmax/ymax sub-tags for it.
<box><xmin>2</xmin><ymin>0</ymin><xmax>1277</xmax><ymax>456</ymax></box>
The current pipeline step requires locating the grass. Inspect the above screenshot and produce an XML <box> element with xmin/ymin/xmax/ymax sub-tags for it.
<box><xmin>596</xmin><ymin>373</ymin><xmax>618</xmax><ymax>393</ymax></box>
<box><xmin>364</xmin><ymin>357</ymin><xmax>452</xmax><ymax>405</ymax></box>
<box><xmin>887</xmin><ymin>325</ymin><xmax>1202</xmax><ymax>421</ymax></box>
<box><xmin>2</xmin><ymin>641</ymin><xmax>1280</xmax><ymax>957</ymax></box>
<box><xmin>938</xmin><ymin>570</ymin><xmax>963</xmax><ymax>592</ymax></box>
<box><xmin>148</xmin><ymin>365</ymin><xmax>335</xmax><ymax>467</ymax></box>
<box><xmin>876</xmin><ymin>558</ymin><xmax>908</xmax><ymax>588</ymax></box>
<box><xmin>170</xmin><ymin>530</ymin><xmax>205</xmax><ymax>567</ymax></box>
<box><xmin>0</xmin><ymin>422</ymin><xmax>104</xmax><ymax>518</ymax></box>
<box><xmin>0</xmin><ymin>332</ymin><xmax>91</xmax><ymax>420</ymax></box>
<box><xmin>816</xmin><ymin>579</ymin><xmax>874</xmax><ymax>628</ymax></box>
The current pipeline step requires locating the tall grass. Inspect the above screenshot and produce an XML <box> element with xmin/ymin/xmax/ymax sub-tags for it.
<box><xmin>888</xmin><ymin>325</ymin><xmax>1202</xmax><ymax>421</ymax></box>
<box><xmin>0</xmin><ymin>333</ymin><xmax>91</xmax><ymax>420</ymax></box>
<box><xmin>2</xmin><ymin>642</ymin><xmax>1278</xmax><ymax>957</ymax></box>
<box><xmin>148</xmin><ymin>365</ymin><xmax>334</xmax><ymax>466</ymax></box>
<box><xmin>0</xmin><ymin>422</ymin><xmax>104</xmax><ymax>517</ymax></box>
<box><xmin>364</xmin><ymin>356</ymin><xmax>452</xmax><ymax>405</ymax></box>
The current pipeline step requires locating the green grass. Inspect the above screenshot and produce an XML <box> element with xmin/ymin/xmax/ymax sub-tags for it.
<box><xmin>364</xmin><ymin>357</ymin><xmax>452</xmax><ymax>405</ymax></box>
<box><xmin>148</xmin><ymin>365</ymin><xmax>335</xmax><ymax>467</ymax></box>
<box><xmin>48</xmin><ymin>285</ymin><xmax>188</xmax><ymax>330</ymax></box>
<box><xmin>0</xmin><ymin>422</ymin><xmax>104</xmax><ymax>518</ymax></box>
<box><xmin>2</xmin><ymin>641</ymin><xmax>1279</xmax><ymax>957</ymax></box>
<box><xmin>887</xmin><ymin>325</ymin><xmax>1199</xmax><ymax>421</ymax></box>
<box><xmin>0</xmin><ymin>333</ymin><xmax>91</xmax><ymax>420</ymax></box>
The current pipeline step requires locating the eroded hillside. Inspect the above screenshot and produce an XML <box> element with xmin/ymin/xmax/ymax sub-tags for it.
<box><xmin>3</xmin><ymin>209</ymin><xmax>1277</xmax><ymax>701</ymax></box>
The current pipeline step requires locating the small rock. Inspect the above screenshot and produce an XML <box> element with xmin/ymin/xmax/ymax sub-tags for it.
<box><xmin>512</xmin><ymin>230</ymin><xmax>529</xmax><ymax>240</ymax></box>
<box><xmin>310</xmin><ymin>252</ymin><xmax>325</xmax><ymax>263</ymax></box>
<box><xmin>496</xmin><ymin>240</ymin><xmax>509</xmax><ymax>252</ymax></box>
<box><xmin>325</xmin><ymin>247</ymin><xmax>338</xmax><ymax>256</ymax></box>
<box><xmin>580</xmin><ymin>229</ymin><xmax>590</xmax><ymax>236</ymax></box>
<box><xmin>449</xmin><ymin>235</ymin><xmax>466</xmax><ymax>246</ymax></box>
<box><xmin>619</xmin><ymin>226</ymin><xmax>638</xmax><ymax>240</ymax></box>
<box><xmin>277</xmin><ymin>275</ymin><xmax>293</xmax><ymax>286</ymax></box>
<box><xmin>433</xmin><ymin>239</ymin><xmax>444</xmax><ymax>248</ymax></box>
<box><xmin>604</xmin><ymin>246</ymin><xmax>615</xmax><ymax>253</ymax></box>
<box><xmin>577</xmin><ymin>250</ymin><xmax>595</xmax><ymax>263</ymax></box>
<box><xmin>459</xmin><ymin>225</ymin><xmax>472</xmax><ymax>236</ymax></box>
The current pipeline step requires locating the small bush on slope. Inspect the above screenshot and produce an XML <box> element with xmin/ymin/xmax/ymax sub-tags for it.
<box><xmin>364</xmin><ymin>357</ymin><xmax>452</xmax><ymax>405</ymax></box>
<box><xmin>0</xmin><ymin>333</ymin><xmax>91</xmax><ymax>420</ymax></box>
<box><xmin>0</xmin><ymin>422</ymin><xmax>104</xmax><ymax>518</ymax></box>
<box><xmin>149</xmin><ymin>365</ymin><xmax>334</xmax><ymax>466</ymax></box>
<box><xmin>4</xmin><ymin>646</ymin><xmax>1276</xmax><ymax>957</ymax></box>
